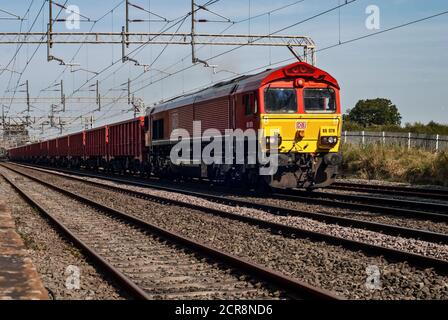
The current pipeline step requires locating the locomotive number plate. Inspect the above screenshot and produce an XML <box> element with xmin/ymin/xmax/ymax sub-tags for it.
<box><xmin>296</xmin><ymin>121</ymin><xmax>307</xmax><ymax>130</ymax></box>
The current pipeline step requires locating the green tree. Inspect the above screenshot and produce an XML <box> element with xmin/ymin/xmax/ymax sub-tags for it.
<box><xmin>345</xmin><ymin>98</ymin><xmax>402</xmax><ymax>127</ymax></box>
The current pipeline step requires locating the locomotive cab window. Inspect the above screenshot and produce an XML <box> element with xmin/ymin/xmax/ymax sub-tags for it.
<box><xmin>264</xmin><ymin>88</ymin><xmax>297</xmax><ymax>114</ymax></box>
<box><xmin>152</xmin><ymin>119</ymin><xmax>164</xmax><ymax>140</ymax></box>
<box><xmin>304</xmin><ymin>88</ymin><xmax>336</xmax><ymax>113</ymax></box>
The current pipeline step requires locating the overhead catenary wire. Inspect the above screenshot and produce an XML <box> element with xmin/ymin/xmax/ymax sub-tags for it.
<box><xmin>0</xmin><ymin>0</ymin><xmax>360</xmax><ymax>131</ymax></box>
<box><xmin>133</xmin><ymin>0</ymin><xmax>307</xmax><ymax>89</ymax></box>
<box><xmin>0</xmin><ymin>0</ymin><xmax>37</xmax><ymax>78</ymax></box>
<box><xmin>28</xmin><ymin>1</ymin><xmax>129</xmax><ymax>135</ymax></box>
<box><xmin>3</xmin><ymin>1</ymin><xmax>68</xmax><ymax>117</ymax></box>
<box><xmin>74</xmin><ymin>0</ymin><xmax>219</xmax><ymax>95</ymax></box>
<box><xmin>131</xmin><ymin>0</ymin><xmax>357</xmax><ymax>95</ymax></box>
<box><xmin>1</xmin><ymin>0</ymin><xmax>43</xmax><ymax>117</ymax></box>
<box><xmin>1</xmin><ymin>0</ymin><xmax>342</xmax><ymax>133</ymax></box>
<box><xmin>60</xmin><ymin>0</ymin><xmax>352</xmax><ymax>131</ymax></box>
<box><xmin>20</xmin><ymin>0</ymin><xmax>224</xmax><ymax>133</ymax></box>
<box><xmin>130</xmin><ymin>6</ymin><xmax>448</xmax><ymax>114</ymax></box>
<box><xmin>318</xmin><ymin>8</ymin><xmax>448</xmax><ymax>52</ymax></box>
<box><xmin>37</xmin><ymin>1</ymin><xmax>126</xmax><ymax>98</ymax></box>
<box><xmin>44</xmin><ymin>0</ymin><xmax>348</xmax><ymax>133</ymax></box>
<box><xmin>6</xmin><ymin>2</ymin><xmax>448</xmax><ymax>140</ymax></box>
<box><xmin>59</xmin><ymin>0</ymin><xmax>220</xmax><ymax>126</ymax></box>
<box><xmin>3</xmin><ymin>0</ymin><xmax>306</xmax><ymax>122</ymax></box>
<box><xmin>66</xmin><ymin>11</ymin><xmax>196</xmax><ymax>98</ymax></box>
<box><xmin>0</xmin><ymin>8</ymin><xmax>23</xmax><ymax>20</ymax></box>
<box><xmin>52</xmin><ymin>16</ymin><xmax>192</xmax><ymax>131</ymax></box>
<box><xmin>3</xmin><ymin>17</ymin><xmax>24</xmax><ymax>102</ymax></box>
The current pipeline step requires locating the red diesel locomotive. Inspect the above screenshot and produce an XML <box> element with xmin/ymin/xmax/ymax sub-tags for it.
<box><xmin>9</xmin><ymin>61</ymin><xmax>342</xmax><ymax>189</ymax></box>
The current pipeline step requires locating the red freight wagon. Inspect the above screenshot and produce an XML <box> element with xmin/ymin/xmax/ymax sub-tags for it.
<box><xmin>85</xmin><ymin>126</ymin><xmax>107</xmax><ymax>157</ymax></box>
<box><xmin>57</xmin><ymin>136</ymin><xmax>70</xmax><ymax>157</ymax></box>
<box><xmin>108</xmin><ymin>117</ymin><xmax>145</xmax><ymax>158</ymax></box>
<box><xmin>10</xmin><ymin>146</ymin><xmax>18</xmax><ymax>159</ymax></box>
<box><xmin>12</xmin><ymin>146</ymin><xmax>21</xmax><ymax>159</ymax></box>
<box><xmin>9</xmin><ymin>148</ymin><xmax>16</xmax><ymax>159</ymax></box>
<box><xmin>7</xmin><ymin>148</ymin><xmax>15</xmax><ymax>159</ymax></box>
<box><xmin>107</xmin><ymin>116</ymin><xmax>145</xmax><ymax>172</ymax></box>
<box><xmin>40</xmin><ymin>141</ymin><xmax>49</xmax><ymax>158</ymax></box>
<box><xmin>69</xmin><ymin>132</ymin><xmax>84</xmax><ymax>157</ymax></box>
<box><xmin>30</xmin><ymin>143</ymin><xmax>41</xmax><ymax>157</ymax></box>
<box><xmin>17</xmin><ymin>145</ymin><xmax>24</xmax><ymax>158</ymax></box>
<box><xmin>49</xmin><ymin>139</ymin><xmax>58</xmax><ymax>157</ymax></box>
<box><xmin>26</xmin><ymin>144</ymin><xmax>32</xmax><ymax>158</ymax></box>
<box><xmin>20</xmin><ymin>145</ymin><xmax>26</xmax><ymax>158</ymax></box>
<box><xmin>24</xmin><ymin>145</ymin><xmax>31</xmax><ymax>159</ymax></box>
<box><xmin>15</xmin><ymin>147</ymin><xmax>21</xmax><ymax>159</ymax></box>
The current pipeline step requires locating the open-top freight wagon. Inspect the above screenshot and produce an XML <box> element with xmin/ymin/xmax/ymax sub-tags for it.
<box><xmin>9</xmin><ymin>117</ymin><xmax>146</xmax><ymax>174</ymax></box>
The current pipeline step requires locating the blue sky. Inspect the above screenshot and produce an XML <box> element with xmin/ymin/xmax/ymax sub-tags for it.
<box><xmin>1</xmin><ymin>0</ymin><xmax>447</xmax><ymax>138</ymax></box>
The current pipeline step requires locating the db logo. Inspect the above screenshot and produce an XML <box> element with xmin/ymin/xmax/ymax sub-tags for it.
<box><xmin>296</xmin><ymin>122</ymin><xmax>307</xmax><ymax>130</ymax></box>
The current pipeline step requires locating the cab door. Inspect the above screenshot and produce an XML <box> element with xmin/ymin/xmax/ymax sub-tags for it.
<box><xmin>235</xmin><ymin>91</ymin><xmax>258</xmax><ymax>130</ymax></box>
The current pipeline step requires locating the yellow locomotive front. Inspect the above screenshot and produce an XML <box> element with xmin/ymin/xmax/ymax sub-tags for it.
<box><xmin>258</xmin><ymin>62</ymin><xmax>342</xmax><ymax>189</ymax></box>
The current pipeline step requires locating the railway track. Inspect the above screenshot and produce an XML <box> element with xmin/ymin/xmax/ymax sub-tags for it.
<box><xmin>12</xmin><ymin>163</ymin><xmax>448</xmax><ymax>224</ymax></box>
<box><xmin>5</xmin><ymin>163</ymin><xmax>448</xmax><ymax>273</ymax></box>
<box><xmin>273</xmin><ymin>189</ymin><xmax>448</xmax><ymax>223</ymax></box>
<box><xmin>331</xmin><ymin>182</ymin><xmax>448</xmax><ymax>201</ymax></box>
<box><xmin>0</xmin><ymin>166</ymin><xmax>340</xmax><ymax>300</ymax></box>
<box><xmin>9</xmin><ymin>162</ymin><xmax>448</xmax><ymax>244</ymax></box>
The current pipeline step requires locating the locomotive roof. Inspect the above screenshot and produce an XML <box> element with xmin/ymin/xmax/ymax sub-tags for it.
<box><xmin>148</xmin><ymin>61</ymin><xmax>339</xmax><ymax>115</ymax></box>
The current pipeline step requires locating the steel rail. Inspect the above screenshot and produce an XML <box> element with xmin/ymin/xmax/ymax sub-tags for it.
<box><xmin>331</xmin><ymin>182</ymin><xmax>448</xmax><ymax>201</ymax></box>
<box><xmin>279</xmin><ymin>189</ymin><xmax>448</xmax><ymax>214</ymax></box>
<box><xmin>273</xmin><ymin>190</ymin><xmax>448</xmax><ymax>222</ymax></box>
<box><xmin>5</xmin><ymin>163</ymin><xmax>448</xmax><ymax>273</ymax></box>
<box><xmin>11</xmin><ymin>163</ymin><xmax>448</xmax><ymax>245</ymax></box>
<box><xmin>0</xmin><ymin>164</ymin><xmax>341</xmax><ymax>300</ymax></box>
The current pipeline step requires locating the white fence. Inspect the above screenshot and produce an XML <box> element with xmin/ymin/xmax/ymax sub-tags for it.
<box><xmin>342</xmin><ymin>131</ymin><xmax>448</xmax><ymax>152</ymax></box>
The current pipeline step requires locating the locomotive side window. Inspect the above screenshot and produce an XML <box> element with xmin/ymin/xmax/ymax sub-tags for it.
<box><xmin>243</xmin><ymin>95</ymin><xmax>250</xmax><ymax>115</ymax></box>
<box><xmin>243</xmin><ymin>93</ymin><xmax>258</xmax><ymax>115</ymax></box>
<box><xmin>264</xmin><ymin>88</ymin><xmax>297</xmax><ymax>114</ymax></box>
<box><xmin>152</xmin><ymin>119</ymin><xmax>164</xmax><ymax>140</ymax></box>
<box><xmin>304</xmin><ymin>88</ymin><xmax>336</xmax><ymax>113</ymax></box>
<box><xmin>144</xmin><ymin>116</ymin><xmax>150</xmax><ymax>131</ymax></box>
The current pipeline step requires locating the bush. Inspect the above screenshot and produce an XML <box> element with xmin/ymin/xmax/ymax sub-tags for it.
<box><xmin>340</xmin><ymin>144</ymin><xmax>448</xmax><ymax>186</ymax></box>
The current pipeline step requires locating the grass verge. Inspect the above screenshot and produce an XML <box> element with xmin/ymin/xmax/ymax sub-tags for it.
<box><xmin>340</xmin><ymin>144</ymin><xmax>448</xmax><ymax>187</ymax></box>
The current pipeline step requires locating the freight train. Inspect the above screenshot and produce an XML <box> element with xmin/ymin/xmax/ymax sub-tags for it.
<box><xmin>8</xmin><ymin>61</ymin><xmax>342</xmax><ymax>189</ymax></box>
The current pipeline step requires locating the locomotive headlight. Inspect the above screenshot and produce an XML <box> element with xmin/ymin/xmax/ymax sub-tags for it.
<box><xmin>321</xmin><ymin>136</ymin><xmax>338</xmax><ymax>145</ymax></box>
<box><xmin>265</xmin><ymin>135</ymin><xmax>282</xmax><ymax>148</ymax></box>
